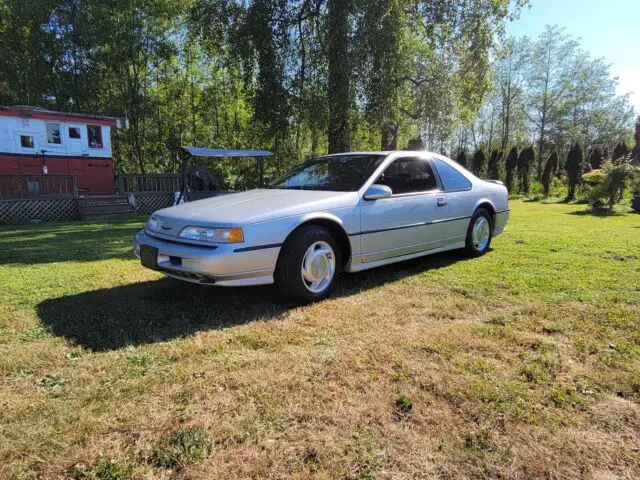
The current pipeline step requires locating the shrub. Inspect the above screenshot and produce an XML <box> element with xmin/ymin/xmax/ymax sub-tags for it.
<box><xmin>541</xmin><ymin>152</ymin><xmax>558</xmax><ymax>196</ymax></box>
<box><xmin>582</xmin><ymin>157</ymin><xmax>640</xmax><ymax>210</ymax></box>
<box><xmin>456</xmin><ymin>150</ymin><xmax>468</xmax><ymax>168</ymax></box>
<box><xmin>566</xmin><ymin>143</ymin><xmax>583</xmax><ymax>200</ymax></box>
<box><xmin>505</xmin><ymin>146</ymin><xmax>518</xmax><ymax>192</ymax></box>
<box><xmin>74</xmin><ymin>457</ymin><xmax>133</xmax><ymax>480</ymax></box>
<box><xmin>517</xmin><ymin>147</ymin><xmax>534</xmax><ymax>194</ymax></box>
<box><xmin>548</xmin><ymin>177</ymin><xmax>567</xmax><ymax>198</ymax></box>
<box><xmin>394</xmin><ymin>394</ymin><xmax>413</xmax><ymax>419</ymax></box>
<box><xmin>150</xmin><ymin>427</ymin><xmax>211</xmax><ymax>469</ymax></box>
<box><xmin>487</xmin><ymin>149</ymin><xmax>502</xmax><ymax>179</ymax></box>
<box><xmin>472</xmin><ymin>149</ymin><xmax>486</xmax><ymax>176</ymax></box>
<box><xmin>589</xmin><ymin>145</ymin><xmax>605</xmax><ymax>169</ymax></box>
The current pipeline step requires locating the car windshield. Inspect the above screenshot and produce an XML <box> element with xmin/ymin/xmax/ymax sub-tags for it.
<box><xmin>270</xmin><ymin>154</ymin><xmax>386</xmax><ymax>191</ymax></box>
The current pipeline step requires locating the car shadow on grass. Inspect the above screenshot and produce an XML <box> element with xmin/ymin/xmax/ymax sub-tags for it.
<box><xmin>36</xmin><ymin>251</ymin><xmax>466</xmax><ymax>351</ymax></box>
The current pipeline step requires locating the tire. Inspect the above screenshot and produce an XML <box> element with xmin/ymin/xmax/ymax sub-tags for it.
<box><xmin>464</xmin><ymin>208</ymin><xmax>493</xmax><ymax>257</ymax></box>
<box><xmin>275</xmin><ymin>225</ymin><xmax>342</xmax><ymax>302</ymax></box>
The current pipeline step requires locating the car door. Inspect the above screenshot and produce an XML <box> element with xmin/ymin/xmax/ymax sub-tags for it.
<box><xmin>359</xmin><ymin>155</ymin><xmax>451</xmax><ymax>263</ymax></box>
<box><xmin>431</xmin><ymin>158</ymin><xmax>475</xmax><ymax>241</ymax></box>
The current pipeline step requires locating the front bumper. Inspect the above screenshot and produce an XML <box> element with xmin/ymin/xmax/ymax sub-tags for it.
<box><xmin>133</xmin><ymin>229</ymin><xmax>279</xmax><ymax>286</ymax></box>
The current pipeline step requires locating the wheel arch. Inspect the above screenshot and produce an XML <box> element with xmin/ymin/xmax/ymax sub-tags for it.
<box><xmin>474</xmin><ymin>199</ymin><xmax>497</xmax><ymax>226</ymax></box>
<box><xmin>280</xmin><ymin>214</ymin><xmax>352</xmax><ymax>268</ymax></box>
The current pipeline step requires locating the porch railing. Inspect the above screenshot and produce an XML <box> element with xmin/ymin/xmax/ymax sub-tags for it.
<box><xmin>116</xmin><ymin>174</ymin><xmax>181</xmax><ymax>193</ymax></box>
<box><xmin>0</xmin><ymin>174</ymin><xmax>78</xmax><ymax>199</ymax></box>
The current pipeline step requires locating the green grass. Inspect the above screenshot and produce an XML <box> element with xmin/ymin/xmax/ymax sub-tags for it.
<box><xmin>1</xmin><ymin>201</ymin><xmax>639</xmax><ymax>478</ymax></box>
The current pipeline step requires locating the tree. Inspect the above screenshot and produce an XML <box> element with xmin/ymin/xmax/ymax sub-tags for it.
<box><xmin>527</xmin><ymin>26</ymin><xmax>579</xmax><ymax>178</ymax></box>
<box><xmin>487</xmin><ymin>149</ymin><xmax>502</xmax><ymax>179</ymax></box>
<box><xmin>517</xmin><ymin>146</ymin><xmax>534</xmax><ymax>194</ymax></box>
<box><xmin>633</xmin><ymin>116</ymin><xmax>640</xmax><ymax>161</ymax></box>
<box><xmin>566</xmin><ymin>142</ymin><xmax>583</xmax><ymax>200</ymax></box>
<box><xmin>494</xmin><ymin>38</ymin><xmax>530</xmax><ymax>150</ymax></box>
<box><xmin>589</xmin><ymin>145</ymin><xmax>604</xmax><ymax>169</ymax></box>
<box><xmin>504</xmin><ymin>146</ymin><xmax>518</xmax><ymax>192</ymax></box>
<box><xmin>1</xmin><ymin>3</ymin><xmax>633</xmax><ymax>179</ymax></box>
<box><xmin>613</xmin><ymin>141</ymin><xmax>630</xmax><ymax>160</ymax></box>
<box><xmin>541</xmin><ymin>151</ymin><xmax>558</xmax><ymax>196</ymax></box>
<box><xmin>472</xmin><ymin>149</ymin><xmax>486</xmax><ymax>177</ymax></box>
<box><xmin>456</xmin><ymin>151</ymin><xmax>468</xmax><ymax>168</ymax></box>
<box><xmin>327</xmin><ymin>0</ymin><xmax>351</xmax><ymax>153</ymax></box>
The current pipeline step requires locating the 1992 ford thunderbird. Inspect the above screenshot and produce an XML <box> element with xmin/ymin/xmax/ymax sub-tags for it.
<box><xmin>134</xmin><ymin>151</ymin><xmax>509</xmax><ymax>301</ymax></box>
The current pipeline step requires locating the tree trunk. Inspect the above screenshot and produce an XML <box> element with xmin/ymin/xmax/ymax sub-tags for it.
<box><xmin>380</xmin><ymin>124</ymin><xmax>398</xmax><ymax>150</ymax></box>
<box><xmin>327</xmin><ymin>0</ymin><xmax>350</xmax><ymax>153</ymax></box>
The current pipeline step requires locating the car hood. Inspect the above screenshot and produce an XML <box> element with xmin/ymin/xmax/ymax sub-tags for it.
<box><xmin>151</xmin><ymin>189</ymin><xmax>357</xmax><ymax>233</ymax></box>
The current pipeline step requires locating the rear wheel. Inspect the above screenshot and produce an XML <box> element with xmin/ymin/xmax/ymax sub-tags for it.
<box><xmin>275</xmin><ymin>225</ymin><xmax>341</xmax><ymax>302</ymax></box>
<box><xmin>464</xmin><ymin>208</ymin><xmax>493</xmax><ymax>257</ymax></box>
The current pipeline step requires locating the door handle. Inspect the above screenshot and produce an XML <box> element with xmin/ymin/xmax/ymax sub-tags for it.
<box><xmin>437</xmin><ymin>197</ymin><xmax>447</xmax><ymax>207</ymax></box>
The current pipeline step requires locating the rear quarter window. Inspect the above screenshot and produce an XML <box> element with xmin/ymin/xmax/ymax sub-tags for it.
<box><xmin>433</xmin><ymin>159</ymin><xmax>472</xmax><ymax>191</ymax></box>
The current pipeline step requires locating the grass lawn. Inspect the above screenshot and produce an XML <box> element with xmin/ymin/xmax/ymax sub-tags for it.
<box><xmin>1</xmin><ymin>201</ymin><xmax>639</xmax><ymax>479</ymax></box>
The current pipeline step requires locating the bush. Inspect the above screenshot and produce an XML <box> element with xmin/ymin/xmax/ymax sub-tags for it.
<box><xmin>632</xmin><ymin>175</ymin><xmax>640</xmax><ymax>213</ymax></box>
<box><xmin>581</xmin><ymin>158</ymin><xmax>640</xmax><ymax>210</ymax></box>
<box><xmin>150</xmin><ymin>427</ymin><xmax>211</xmax><ymax>469</ymax></box>
<box><xmin>74</xmin><ymin>457</ymin><xmax>133</xmax><ymax>480</ymax></box>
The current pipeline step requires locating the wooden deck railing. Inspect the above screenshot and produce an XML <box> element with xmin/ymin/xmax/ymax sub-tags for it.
<box><xmin>116</xmin><ymin>174</ymin><xmax>181</xmax><ymax>193</ymax></box>
<box><xmin>0</xmin><ymin>174</ymin><xmax>78</xmax><ymax>199</ymax></box>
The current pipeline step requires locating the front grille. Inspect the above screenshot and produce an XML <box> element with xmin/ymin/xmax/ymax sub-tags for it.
<box><xmin>163</xmin><ymin>269</ymin><xmax>215</xmax><ymax>285</ymax></box>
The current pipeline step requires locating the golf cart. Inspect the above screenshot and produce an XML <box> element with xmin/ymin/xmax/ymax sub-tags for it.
<box><xmin>176</xmin><ymin>146</ymin><xmax>273</xmax><ymax>203</ymax></box>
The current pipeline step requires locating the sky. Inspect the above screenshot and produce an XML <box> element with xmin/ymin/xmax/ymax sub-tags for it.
<box><xmin>506</xmin><ymin>0</ymin><xmax>640</xmax><ymax>114</ymax></box>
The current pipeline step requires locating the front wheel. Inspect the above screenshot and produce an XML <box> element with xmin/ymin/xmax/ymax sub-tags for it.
<box><xmin>464</xmin><ymin>208</ymin><xmax>493</xmax><ymax>257</ymax></box>
<box><xmin>275</xmin><ymin>225</ymin><xmax>341</xmax><ymax>302</ymax></box>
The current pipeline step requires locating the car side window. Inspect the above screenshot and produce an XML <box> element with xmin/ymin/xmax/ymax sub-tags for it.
<box><xmin>376</xmin><ymin>157</ymin><xmax>438</xmax><ymax>195</ymax></box>
<box><xmin>433</xmin><ymin>159</ymin><xmax>472</xmax><ymax>191</ymax></box>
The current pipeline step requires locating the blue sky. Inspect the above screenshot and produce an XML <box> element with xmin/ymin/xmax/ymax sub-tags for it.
<box><xmin>506</xmin><ymin>0</ymin><xmax>640</xmax><ymax>114</ymax></box>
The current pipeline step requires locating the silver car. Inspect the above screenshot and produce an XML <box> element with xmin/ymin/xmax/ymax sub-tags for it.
<box><xmin>134</xmin><ymin>151</ymin><xmax>509</xmax><ymax>301</ymax></box>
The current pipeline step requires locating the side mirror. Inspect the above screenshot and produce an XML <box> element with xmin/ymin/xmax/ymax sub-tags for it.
<box><xmin>363</xmin><ymin>184</ymin><xmax>392</xmax><ymax>200</ymax></box>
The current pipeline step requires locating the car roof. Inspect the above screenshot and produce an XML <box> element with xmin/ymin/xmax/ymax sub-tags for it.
<box><xmin>319</xmin><ymin>150</ymin><xmax>443</xmax><ymax>157</ymax></box>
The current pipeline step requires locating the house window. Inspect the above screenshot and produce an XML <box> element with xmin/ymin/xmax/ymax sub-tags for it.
<box><xmin>68</xmin><ymin>127</ymin><xmax>81</xmax><ymax>139</ymax></box>
<box><xmin>20</xmin><ymin>135</ymin><xmax>34</xmax><ymax>149</ymax></box>
<box><xmin>87</xmin><ymin>125</ymin><xmax>103</xmax><ymax>148</ymax></box>
<box><xmin>46</xmin><ymin>123</ymin><xmax>62</xmax><ymax>144</ymax></box>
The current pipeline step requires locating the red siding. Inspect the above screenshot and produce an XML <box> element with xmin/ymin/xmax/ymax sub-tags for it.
<box><xmin>0</xmin><ymin>154</ymin><xmax>115</xmax><ymax>194</ymax></box>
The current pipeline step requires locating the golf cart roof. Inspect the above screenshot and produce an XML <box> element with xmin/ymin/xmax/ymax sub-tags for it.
<box><xmin>180</xmin><ymin>146</ymin><xmax>273</xmax><ymax>158</ymax></box>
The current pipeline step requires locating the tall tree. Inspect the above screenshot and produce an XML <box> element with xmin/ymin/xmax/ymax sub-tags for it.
<box><xmin>494</xmin><ymin>38</ymin><xmax>529</xmax><ymax>150</ymax></box>
<box><xmin>472</xmin><ymin>149</ymin><xmax>486</xmax><ymax>176</ymax></box>
<box><xmin>541</xmin><ymin>151</ymin><xmax>558</xmax><ymax>196</ymax></box>
<box><xmin>504</xmin><ymin>146</ymin><xmax>518</xmax><ymax>192</ymax></box>
<box><xmin>613</xmin><ymin>141</ymin><xmax>630</xmax><ymax>160</ymax></box>
<box><xmin>633</xmin><ymin>116</ymin><xmax>640</xmax><ymax>161</ymax></box>
<box><xmin>327</xmin><ymin>0</ymin><xmax>351</xmax><ymax>153</ymax></box>
<box><xmin>456</xmin><ymin>151</ymin><xmax>468</xmax><ymax>168</ymax></box>
<box><xmin>487</xmin><ymin>149</ymin><xmax>502</xmax><ymax>179</ymax></box>
<box><xmin>528</xmin><ymin>26</ymin><xmax>579</xmax><ymax>178</ymax></box>
<box><xmin>517</xmin><ymin>146</ymin><xmax>534</xmax><ymax>194</ymax></box>
<box><xmin>566</xmin><ymin>142</ymin><xmax>583</xmax><ymax>200</ymax></box>
<box><xmin>589</xmin><ymin>145</ymin><xmax>604</xmax><ymax>169</ymax></box>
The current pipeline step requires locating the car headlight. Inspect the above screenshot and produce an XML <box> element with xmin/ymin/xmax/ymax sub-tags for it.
<box><xmin>146</xmin><ymin>216</ymin><xmax>159</xmax><ymax>232</ymax></box>
<box><xmin>178</xmin><ymin>226</ymin><xmax>245</xmax><ymax>243</ymax></box>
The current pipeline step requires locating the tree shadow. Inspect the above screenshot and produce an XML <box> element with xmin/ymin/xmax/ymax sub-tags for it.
<box><xmin>565</xmin><ymin>208</ymin><xmax>624</xmax><ymax>217</ymax></box>
<box><xmin>36</xmin><ymin>251</ymin><xmax>466</xmax><ymax>351</ymax></box>
<box><xmin>0</xmin><ymin>220</ymin><xmax>144</xmax><ymax>265</ymax></box>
